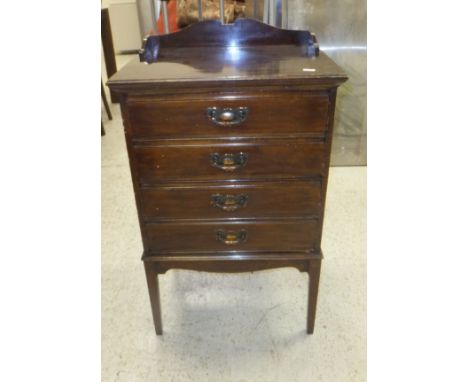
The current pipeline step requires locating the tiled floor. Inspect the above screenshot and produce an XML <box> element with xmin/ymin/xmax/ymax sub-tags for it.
<box><xmin>101</xmin><ymin>84</ymin><xmax>366</xmax><ymax>381</ymax></box>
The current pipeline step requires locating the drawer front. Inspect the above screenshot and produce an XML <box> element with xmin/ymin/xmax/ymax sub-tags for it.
<box><xmin>127</xmin><ymin>93</ymin><xmax>329</xmax><ymax>138</ymax></box>
<box><xmin>140</xmin><ymin>181</ymin><xmax>322</xmax><ymax>221</ymax></box>
<box><xmin>144</xmin><ymin>220</ymin><xmax>320</xmax><ymax>253</ymax></box>
<box><xmin>133</xmin><ymin>141</ymin><xmax>326</xmax><ymax>184</ymax></box>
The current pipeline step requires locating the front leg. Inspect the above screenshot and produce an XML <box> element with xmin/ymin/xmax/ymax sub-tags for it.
<box><xmin>307</xmin><ymin>259</ymin><xmax>322</xmax><ymax>334</ymax></box>
<box><xmin>144</xmin><ymin>261</ymin><xmax>163</xmax><ymax>335</ymax></box>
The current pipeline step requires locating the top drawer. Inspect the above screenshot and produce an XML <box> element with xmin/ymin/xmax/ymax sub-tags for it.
<box><xmin>126</xmin><ymin>92</ymin><xmax>330</xmax><ymax>139</ymax></box>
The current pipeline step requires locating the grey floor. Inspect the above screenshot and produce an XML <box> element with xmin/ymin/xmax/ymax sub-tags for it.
<box><xmin>101</xmin><ymin>74</ymin><xmax>366</xmax><ymax>381</ymax></box>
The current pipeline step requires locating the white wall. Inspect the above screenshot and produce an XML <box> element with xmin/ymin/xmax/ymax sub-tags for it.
<box><xmin>105</xmin><ymin>0</ymin><xmax>143</xmax><ymax>52</ymax></box>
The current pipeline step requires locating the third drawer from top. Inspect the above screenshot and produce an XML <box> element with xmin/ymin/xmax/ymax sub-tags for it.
<box><xmin>139</xmin><ymin>180</ymin><xmax>323</xmax><ymax>221</ymax></box>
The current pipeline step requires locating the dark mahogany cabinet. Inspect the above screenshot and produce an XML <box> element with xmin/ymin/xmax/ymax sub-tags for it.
<box><xmin>107</xmin><ymin>18</ymin><xmax>347</xmax><ymax>335</ymax></box>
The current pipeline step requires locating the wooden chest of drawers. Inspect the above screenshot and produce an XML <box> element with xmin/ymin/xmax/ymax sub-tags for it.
<box><xmin>108</xmin><ymin>19</ymin><xmax>347</xmax><ymax>335</ymax></box>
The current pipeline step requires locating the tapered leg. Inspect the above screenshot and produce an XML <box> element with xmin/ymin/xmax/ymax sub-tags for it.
<box><xmin>144</xmin><ymin>262</ymin><xmax>163</xmax><ymax>335</ymax></box>
<box><xmin>307</xmin><ymin>260</ymin><xmax>322</xmax><ymax>334</ymax></box>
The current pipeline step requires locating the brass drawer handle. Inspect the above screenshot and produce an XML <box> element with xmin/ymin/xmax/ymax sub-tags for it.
<box><xmin>210</xmin><ymin>152</ymin><xmax>248</xmax><ymax>171</ymax></box>
<box><xmin>216</xmin><ymin>229</ymin><xmax>247</xmax><ymax>245</ymax></box>
<box><xmin>206</xmin><ymin>107</ymin><xmax>249</xmax><ymax>126</ymax></box>
<box><xmin>211</xmin><ymin>194</ymin><xmax>248</xmax><ymax>211</ymax></box>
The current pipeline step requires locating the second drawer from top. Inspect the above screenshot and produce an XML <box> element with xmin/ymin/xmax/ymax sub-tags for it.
<box><xmin>133</xmin><ymin>140</ymin><xmax>326</xmax><ymax>184</ymax></box>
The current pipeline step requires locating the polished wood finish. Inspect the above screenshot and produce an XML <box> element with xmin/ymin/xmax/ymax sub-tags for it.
<box><xmin>133</xmin><ymin>140</ymin><xmax>326</xmax><ymax>184</ymax></box>
<box><xmin>144</xmin><ymin>262</ymin><xmax>163</xmax><ymax>335</ymax></box>
<box><xmin>144</xmin><ymin>219</ymin><xmax>320</xmax><ymax>254</ymax></box>
<box><xmin>107</xmin><ymin>18</ymin><xmax>347</xmax><ymax>336</ymax></box>
<box><xmin>307</xmin><ymin>260</ymin><xmax>321</xmax><ymax>334</ymax></box>
<box><xmin>108</xmin><ymin>47</ymin><xmax>345</xmax><ymax>92</ymax></box>
<box><xmin>139</xmin><ymin>180</ymin><xmax>322</xmax><ymax>221</ymax></box>
<box><xmin>127</xmin><ymin>92</ymin><xmax>329</xmax><ymax>139</ymax></box>
<box><xmin>139</xmin><ymin>18</ymin><xmax>319</xmax><ymax>64</ymax></box>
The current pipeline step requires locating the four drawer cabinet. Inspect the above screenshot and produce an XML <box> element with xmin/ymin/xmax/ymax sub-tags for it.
<box><xmin>107</xmin><ymin>18</ymin><xmax>347</xmax><ymax>335</ymax></box>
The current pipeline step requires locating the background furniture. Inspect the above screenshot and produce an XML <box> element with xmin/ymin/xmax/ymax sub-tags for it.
<box><xmin>101</xmin><ymin>7</ymin><xmax>119</xmax><ymax>103</ymax></box>
<box><xmin>101</xmin><ymin>79</ymin><xmax>112</xmax><ymax>136</ymax></box>
<box><xmin>108</xmin><ymin>18</ymin><xmax>346</xmax><ymax>335</ymax></box>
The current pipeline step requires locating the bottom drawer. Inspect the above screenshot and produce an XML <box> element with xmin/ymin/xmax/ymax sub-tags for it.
<box><xmin>144</xmin><ymin>220</ymin><xmax>320</xmax><ymax>254</ymax></box>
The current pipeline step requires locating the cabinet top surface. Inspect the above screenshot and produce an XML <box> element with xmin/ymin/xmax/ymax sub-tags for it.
<box><xmin>108</xmin><ymin>46</ymin><xmax>346</xmax><ymax>90</ymax></box>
